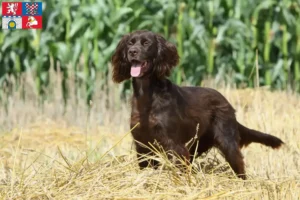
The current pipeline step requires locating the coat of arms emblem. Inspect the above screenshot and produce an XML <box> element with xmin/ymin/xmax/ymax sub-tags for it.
<box><xmin>6</xmin><ymin>3</ymin><xmax>18</xmax><ymax>15</ymax></box>
<box><xmin>25</xmin><ymin>3</ymin><xmax>39</xmax><ymax>15</ymax></box>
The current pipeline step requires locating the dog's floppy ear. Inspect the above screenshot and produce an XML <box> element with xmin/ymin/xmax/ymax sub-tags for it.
<box><xmin>111</xmin><ymin>34</ymin><xmax>131</xmax><ymax>83</ymax></box>
<box><xmin>153</xmin><ymin>34</ymin><xmax>179</xmax><ymax>78</ymax></box>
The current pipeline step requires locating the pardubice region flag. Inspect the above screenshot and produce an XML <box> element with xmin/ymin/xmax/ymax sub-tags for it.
<box><xmin>1</xmin><ymin>2</ymin><xmax>42</xmax><ymax>29</ymax></box>
<box><xmin>2</xmin><ymin>16</ymin><xmax>22</xmax><ymax>29</ymax></box>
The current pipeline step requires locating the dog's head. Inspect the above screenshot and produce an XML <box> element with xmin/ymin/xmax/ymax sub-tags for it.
<box><xmin>111</xmin><ymin>30</ymin><xmax>179</xmax><ymax>83</ymax></box>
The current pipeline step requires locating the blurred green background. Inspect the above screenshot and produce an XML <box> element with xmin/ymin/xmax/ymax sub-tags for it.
<box><xmin>0</xmin><ymin>0</ymin><xmax>300</xmax><ymax>105</ymax></box>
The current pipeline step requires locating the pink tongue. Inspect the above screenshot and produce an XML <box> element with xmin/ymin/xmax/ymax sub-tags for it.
<box><xmin>131</xmin><ymin>63</ymin><xmax>142</xmax><ymax>77</ymax></box>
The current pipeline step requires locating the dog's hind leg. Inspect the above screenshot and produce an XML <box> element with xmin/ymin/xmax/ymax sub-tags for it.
<box><xmin>213</xmin><ymin>119</ymin><xmax>246</xmax><ymax>179</ymax></box>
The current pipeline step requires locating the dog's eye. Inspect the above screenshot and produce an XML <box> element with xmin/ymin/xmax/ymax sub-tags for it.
<box><xmin>143</xmin><ymin>41</ymin><xmax>149</xmax><ymax>46</ymax></box>
<box><xmin>128</xmin><ymin>39</ymin><xmax>135</xmax><ymax>45</ymax></box>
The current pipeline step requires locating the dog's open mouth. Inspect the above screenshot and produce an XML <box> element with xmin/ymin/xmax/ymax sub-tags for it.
<box><xmin>130</xmin><ymin>60</ymin><xmax>148</xmax><ymax>77</ymax></box>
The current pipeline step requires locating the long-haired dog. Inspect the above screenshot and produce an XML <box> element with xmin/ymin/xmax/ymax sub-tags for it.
<box><xmin>111</xmin><ymin>30</ymin><xmax>284</xmax><ymax>179</ymax></box>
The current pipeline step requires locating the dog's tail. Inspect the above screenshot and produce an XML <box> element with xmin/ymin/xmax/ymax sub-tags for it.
<box><xmin>238</xmin><ymin>123</ymin><xmax>284</xmax><ymax>149</ymax></box>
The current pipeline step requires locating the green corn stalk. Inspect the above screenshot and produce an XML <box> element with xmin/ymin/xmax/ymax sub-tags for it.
<box><xmin>14</xmin><ymin>53</ymin><xmax>21</xmax><ymax>86</ymax></box>
<box><xmin>62</xmin><ymin>66</ymin><xmax>69</xmax><ymax>109</ymax></box>
<box><xmin>176</xmin><ymin>2</ymin><xmax>185</xmax><ymax>85</ymax></box>
<box><xmin>234</xmin><ymin>0</ymin><xmax>241</xmax><ymax>19</ymax></box>
<box><xmin>282</xmin><ymin>24</ymin><xmax>288</xmax><ymax>89</ymax></box>
<box><xmin>83</xmin><ymin>39</ymin><xmax>92</xmax><ymax>104</ymax></box>
<box><xmin>207</xmin><ymin>1</ymin><xmax>216</xmax><ymax>75</ymax></box>
<box><xmin>295</xmin><ymin>61</ymin><xmax>300</xmax><ymax>92</ymax></box>
<box><xmin>65</xmin><ymin>4</ymin><xmax>71</xmax><ymax>46</ymax></box>
<box><xmin>14</xmin><ymin>52</ymin><xmax>26</xmax><ymax>102</ymax></box>
<box><xmin>35</xmin><ymin>66</ymin><xmax>42</xmax><ymax>104</ymax></box>
<box><xmin>163</xmin><ymin>2</ymin><xmax>173</xmax><ymax>37</ymax></box>
<box><xmin>64</xmin><ymin>1</ymin><xmax>71</xmax><ymax>106</ymax></box>
<box><xmin>263</xmin><ymin>20</ymin><xmax>271</xmax><ymax>62</ymax></box>
<box><xmin>207</xmin><ymin>28</ymin><xmax>217</xmax><ymax>75</ymax></box>
<box><xmin>74</xmin><ymin>58</ymin><xmax>79</xmax><ymax>106</ymax></box>
<box><xmin>295</xmin><ymin>21</ymin><xmax>300</xmax><ymax>91</ymax></box>
<box><xmin>92</xmin><ymin>26</ymin><xmax>99</xmax><ymax>103</ymax></box>
<box><xmin>251</xmin><ymin>6</ymin><xmax>259</xmax><ymax>49</ymax></box>
<box><xmin>264</xmin><ymin>15</ymin><xmax>272</xmax><ymax>86</ymax></box>
<box><xmin>187</xmin><ymin>0</ymin><xmax>195</xmax><ymax>19</ymax></box>
<box><xmin>113</xmin><ymin>0</ymin><xmax>121</xmax><ymax>10</ymax></box>
<box><xmin>208</xmin><ymin>1</ymin><xmax>214</xmax><ymax>31</ymax></box>
<box><xmin>93</xmin><ymin>25</ymin><xmax>100</xmax><ymax>69</ymax></box>
<box><xmin>33</xmin><ymin>30</ymin><xmax>43</xmax><ymax>102</ymax></box>
<box><xmin>207</xmin><ymin>38</ymin><xmax>215</xmax><ymax>75</ymax></box>
<box><xmin>237</xmin><ymin>40</ymin><xmax>245</xmax><ymax>77</ymax></box>
<box><xmin>226</xmin><ymin>0</ymin><xmax>233</xmax><ymax>18</ymax></box>
<box><xmin>63</xmin><ymin>3</ymin><xmax>71</xmax><ymax>107</ymax></box>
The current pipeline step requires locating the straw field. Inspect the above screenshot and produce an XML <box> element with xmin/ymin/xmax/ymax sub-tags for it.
<box><xmin>0</xmin><ymin>71</ymin><xmax>299</xmax><ymax>199</ymax></box>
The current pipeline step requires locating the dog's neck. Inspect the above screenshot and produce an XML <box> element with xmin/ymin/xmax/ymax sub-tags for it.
<box><xmin>132</xmin><ymin>77</ymin><xmax>153</xmax><ymax>98</ymax></box>
<box><xmin>131</xmin><ymin>77</ymin><xmax>153</xmax><ymax>115</ymax></box>
<box><xmin>132</xmin><ymin>77</ymin><xmax>169</xmax><ymax>113</ymax></box>
<box><xmin>132</xmin><ymin>77</ymin><xmax>172</xmax><ymax>111</ymax></box>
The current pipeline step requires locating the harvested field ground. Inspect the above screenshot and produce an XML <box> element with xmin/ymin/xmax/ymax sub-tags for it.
<box><xmin>0</xmin><ymin>86</ymin><xmax>299</xmax><ymax>199</ymax></box>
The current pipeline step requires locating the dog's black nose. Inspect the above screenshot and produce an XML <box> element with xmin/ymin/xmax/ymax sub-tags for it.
<box><xmin>128</xmin><ymin>48</ymin><xmax>139</xmax><ymax>56</ymax></box>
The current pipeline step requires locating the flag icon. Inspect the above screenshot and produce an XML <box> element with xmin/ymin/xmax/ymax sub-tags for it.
<box><xmin>22</xmin><ymin>2</ymin><xmax>42</xmax><ymax>16</ymax></box>
<box><xmin>2</xmin><ymin>16</ymin><xmax>22</xmax><ymax>29</ymax></box>
<box><xmin>1</xmin><ymin>2</ymin><xmax>43</xmax><ymax>30</ymax></box>
<box><xmin>2</xmin><ymin>2</ymin><xmax>22</xmax><ymax>16</ymax></box>
<box><xmin>22</xmin><ymin>16</ymin><xmax>42</xmax><ymax>29</ymax></box>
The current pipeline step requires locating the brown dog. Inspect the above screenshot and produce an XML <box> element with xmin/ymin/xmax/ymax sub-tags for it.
<box><xmin>111</xmin><ymin>30</ymin><xmax>284</xmax><ymax>179</ymax></box>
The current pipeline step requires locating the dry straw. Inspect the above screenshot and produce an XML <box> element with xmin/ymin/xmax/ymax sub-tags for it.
<box><xmin>0</xmin><ymin>71</ymin><xmax>299</xmax><ymax>199</ymax></box>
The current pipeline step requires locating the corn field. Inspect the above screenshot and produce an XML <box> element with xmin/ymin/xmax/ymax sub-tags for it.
<box><xmin>0</xmin><ymin>0</ymin><xmax>300</xmax><ymax>105</ymax></box>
